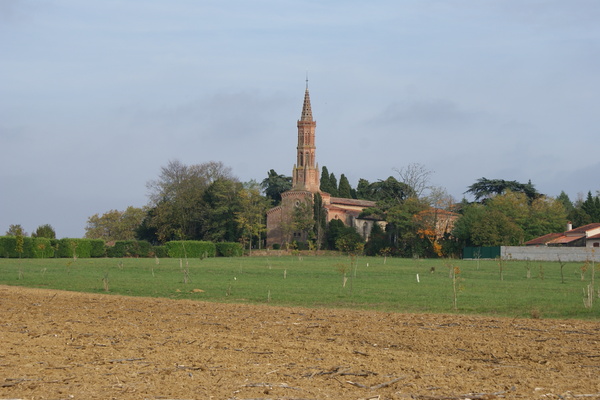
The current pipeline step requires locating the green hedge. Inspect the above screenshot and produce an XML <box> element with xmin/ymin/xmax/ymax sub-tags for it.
<box><xmin>90</xmin><ymin>239</ymin><xmax>106</xmax><ymax>257</ymax></box>
<box><xmin>0</xmin><ymin>236</ymin><xmax>55</xmax><ymax>258</ymax></box>
<box><xmin>106</xmin><ymin>240</ymin><xmax>152</xmax><ymax>258</ymax></box>
<box><xmin>56</xmin><ymin>238</ymin><xmax>93</xmax><ymax>258</ymax></box>
<box><xmin>165</xmin><ymin>241</ymin><xmax>216</xmax><ymax>259</ymax></box>
<box><xmin>216</xmin><ymin>242</ymin><xmax>243</xmax><ymax>257</ymax></box>
<box><xmin>152</xmin><ymin>246</ymin><xmax>168</xmax><ymax>258</ymax></box>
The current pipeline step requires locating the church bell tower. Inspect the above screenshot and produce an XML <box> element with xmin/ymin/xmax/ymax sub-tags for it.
<box><xmin>292</xmin><ymin>82</ymin><xmax>320</xmax><ymax>192</ymax></box>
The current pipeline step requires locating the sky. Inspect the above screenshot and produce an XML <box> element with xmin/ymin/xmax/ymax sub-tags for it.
<box><xmin>2</xmin><ymin>0</ymin><xmax>599</xmax><ymax>238</ymax></box>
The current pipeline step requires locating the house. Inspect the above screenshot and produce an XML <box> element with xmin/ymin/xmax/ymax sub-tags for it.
<box><xmin>525</xmin><ymin>223</ymin><xmax>600</xmax><ymax>248</ymax></box>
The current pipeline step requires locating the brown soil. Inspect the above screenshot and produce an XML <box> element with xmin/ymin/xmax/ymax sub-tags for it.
<box><xmin>1</xmin><ymin>285</ymin><xmax>599</xmax><ymax>400</ymax></box>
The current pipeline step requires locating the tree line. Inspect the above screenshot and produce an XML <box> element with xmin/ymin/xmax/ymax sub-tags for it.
<box><xmin>6</xmin><ymin>161</ymin><xmax>598</xmax><ymax>258</ymax></box>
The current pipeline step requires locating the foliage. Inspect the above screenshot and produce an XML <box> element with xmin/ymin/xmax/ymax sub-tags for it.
<box><xmin>5</xmin><ymin>224</ymin><xmax>26</xmax><ymax>237</ymax></box>
<box><xmin>394</xmin><ymin>162</ymin><xmax>433</xmax><ymax>198</ymax></box>
<box><xmin>56</xmin><ymin>239</ymin><xmax>93</xmax><ymax>258</ymax></box>
<box><xmin>261</xmin><ymin>169</ymin><xmax>292</xmax><ymax>206</ymax></box>
<box><xmin>165</xmin><ymin>241</ymin><xmax>216</xmax><ymax>259</ymax></box>
<box><xmin>145</xmin><ymin>159</ymin><xmax>236</xmax><ymax>242</ymax></box>
<box><xmin>90</xmin><ymin>239</ymin><xmax>106</xmax><ymax>257</ymax></box>
<box><xmin>85</xmin><ymin>206</ymin><xmax>145</xmax><ymax>241</ymax></box>
<box><xmin>338</xmin><ymin>174</ymin><xmax>352</xmax><ymax>198</ymax></box>
<box><xmin>453</xmin><ymin>191</ymin><xmax>566</xmax><ymax>246</ymax></box>
<box><xmin>235</xmin><ymin>181</ymin><xmax>269</xmax><ymax>252</ymax></box>
<box><xmin>312</xmin><ymin>192</ymin><xmax>327</xmax><ymax>250</ymax></box>
<box><xmin>201</xmin><ymin>178</ymin><xmax>243</xmax><ymax>243</ymax></box>
<box><xmin>215</xmin><ymin>242</ymin><xmax>244</xmax><ymax>257</ymax></box>
<box><xmin>319</xmin><ymin>166</ymin><xmax>338</xmax><ymax>196</ymax></box>
<box><xmin>106</xmin><ymin>240</ymin><xmax>152</xmax><ymax>258</ymax></box>
<box><xmin>0</xmin><ymin>236</ymin><xmax>55</xmax><ymax>258</ymax></box>
<box><xmin>32</xmin><ymin>224</ymin><xmax>56</xmax><ymax>239</ymax></box>
<box><xmin>466</xmin><ymin>177</ymin><xmax>541</xmax><ymax>202</ymax></box>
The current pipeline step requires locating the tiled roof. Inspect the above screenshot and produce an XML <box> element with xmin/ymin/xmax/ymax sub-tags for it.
<box><xmin>587</xmin><ymin>233</ymin><xmax>600</xmax><ymax>240</ymax></box>
<box><xmin>566</xmin><ymin>223</ymin><xmax>600</xmax><ymax>234</ymax></box>
<box><xmin>548</xmin><ymin>235</ymin><xmax>583</xmax><ymax>244</ymax></box>
<box><xmin>329</xmin><ymin>197</ymin><xmax>376</xmax><ymax>208</ymax></box>
<box><xmin>525</xmin><ymin>233</ymin><xmax>563</xmax><ymax>246</ymax></box>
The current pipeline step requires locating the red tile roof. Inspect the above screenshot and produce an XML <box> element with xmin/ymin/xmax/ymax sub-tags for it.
<box><xmin>525</xmin><ymin>233</ymin><xmax>563</xmax><ymax>246</ymax></box>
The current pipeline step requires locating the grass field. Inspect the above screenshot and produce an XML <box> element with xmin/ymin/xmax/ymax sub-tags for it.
<box><xmin>0</xmin><ymin>255</ymin><xmax>598</xmax><ymax>319</ymax></box>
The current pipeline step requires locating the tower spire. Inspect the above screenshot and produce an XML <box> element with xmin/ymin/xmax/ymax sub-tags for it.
<box><xmin>293</xmin><ymin>80</ymin><xmax>319</xmax><ymax>192</ymax></box>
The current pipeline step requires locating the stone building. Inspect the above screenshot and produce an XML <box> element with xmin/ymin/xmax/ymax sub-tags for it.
<box><xmin>266</xmin><ymin>85</ymin><xmax>380</xmax><ymax>248</ymax></box>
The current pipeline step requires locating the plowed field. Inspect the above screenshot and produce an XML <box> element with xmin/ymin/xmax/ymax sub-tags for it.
<box><xmin>1</xmin><ymin>285</ymin><xmax>599</xmax><ymax>399</ymax></box>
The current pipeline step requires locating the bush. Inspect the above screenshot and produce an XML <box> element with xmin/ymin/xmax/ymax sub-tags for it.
<box><xmin>165</xmin><ymin>241</ymin><xmax>216</xmax><ymax>259</ymax></box>
<box><xmin>56</xmin><ymin>238</ymin><xmax>92</xmax><ymax>258</ymax></box>
<box><xmin>151</xmin><ymin>245</ymin><xmax>168</xmax><ymax>258</ymax></box>
<box><xmin>90</xmin><ymin>239</ymin><xmax>106</xmax><ymax>257</ymax></box>
<box><xmin>216</xmin><ymin>242</ymin><xmax>243</xmax><ymax>257</ymax></box>
<box><xmin>32</xmin><ymin>237</ymin><xmax>54</xmax><ymax>258</ymax></box>
<box><xmin>106</xmin><ymin>240</ymin><xmax>151</xmax><ymax>258</ymax></box>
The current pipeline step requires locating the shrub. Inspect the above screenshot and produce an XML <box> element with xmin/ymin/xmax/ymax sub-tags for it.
<box><xmin>165</xmin><ymin>241</ymin><xmax>216</xmax><ymax>259</ymax></box>
<box><xmin>56</xmin><ymin>239</ymin><xmax>92</xmax><ymax>258</ymax></box>
<box><xmin>90</xmin><ymin>239</ymin><xmax>106</xmax><ymax>257</ymax></box>
<box><xmin>106</xmin><ymin>240</ymin><xmax>151</xmax><ymax>258</ymax></box>
<box><xmin>216</xmin><ymin>242</ymin><xmax>243</xmax><ymax>257</ymax></box>
<box><xmin>32</xmin><ymin>237</ymin><xmax>54</xmax><ymax>258</ymax></box>
<box><xmin>151</xmin><ymin>245</ymin><xmax>168</xmax><ymax>258</ymax></box>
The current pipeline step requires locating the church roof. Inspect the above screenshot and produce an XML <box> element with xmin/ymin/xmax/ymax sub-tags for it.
<box><xmin>300</xmin><ymin>88</ymin><xmax>313</xmax><ymax>121</ymax></box>
<box><xmin>329</xmin><ymin>197</ymin><xmax>376</xmax><ymax>208</ymax></box>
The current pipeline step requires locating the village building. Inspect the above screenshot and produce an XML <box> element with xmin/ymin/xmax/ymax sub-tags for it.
<box><xmin>525</xmin><ymin>222</ymin><xmax>600</xmax><ymax>248</ymax></box>
<box><xmin>266</xmin><ymin>85</ymin><xmax>381</xmax><ymax>248</ymax></box>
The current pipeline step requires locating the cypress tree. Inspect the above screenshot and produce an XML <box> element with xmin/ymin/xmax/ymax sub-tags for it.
<box><xmin>320</xmin><ymin>166</ymin><xmax>332</xmax><ymax>193</ymax></box>
<box><xmin>338</xmin><ymin>174</ymin><xmax>352</xmax><ymax>198</ymax></box>
<box><xmin>329</xmin><ymin>173</ymin><xmax>339</xmax><ymax>196</ymax></box>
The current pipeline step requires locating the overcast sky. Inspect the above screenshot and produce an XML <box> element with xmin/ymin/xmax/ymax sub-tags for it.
<box><xmin>2</xmin><ymin>0</ymin><xmax>599</xmax><ymax>238</ymax></box>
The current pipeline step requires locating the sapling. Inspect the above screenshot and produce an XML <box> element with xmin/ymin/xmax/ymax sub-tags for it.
<box><xmin>102</xmin><ymin>272</ymin><xmax>109</xmax><ymax>292</ymax></box>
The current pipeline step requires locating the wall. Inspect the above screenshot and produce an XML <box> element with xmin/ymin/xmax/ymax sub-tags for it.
<box><xmin>502</xmin><ymin>246</ymin><xmax>600</xmax><ymax>262</ymax></box>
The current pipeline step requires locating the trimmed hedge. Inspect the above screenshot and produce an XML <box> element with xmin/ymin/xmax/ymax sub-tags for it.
<box><xmin>165</xmin><ymin>241</ymin><xmax>216</xmax><ymax>259</ymax></box>
<box><xmin>0</xmin><ymin>236</ymin><xmax>55</xmax><ymax>258</ymax></box>
<box><xmin>90</xmin><ymin>239</ymin><xmax>106</xmax><ymax>257</ymax></box>
<box><xmin>56</xmin><ymin>238</ymin><xmax>93</xmax><ymax>258</ymax></box>
<box><xmin>216</xmin><ymin>242</ymin><xmax>243</xmax><ymax>257</ymax></box>
<box><xmin>106</xmin><ymin>240</ymin><xmax>152</xmax><ymax>258</ymax></box>
<box><xmin>152</xmin><ymin>246</ymin><xmax>168</xmax><ymax>258</ymax></box>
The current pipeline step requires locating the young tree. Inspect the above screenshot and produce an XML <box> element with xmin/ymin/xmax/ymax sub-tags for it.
<box><xmin>235</xmin><ymin>181</ymin><xmax>270</xmax><ymax>252</ymax></box>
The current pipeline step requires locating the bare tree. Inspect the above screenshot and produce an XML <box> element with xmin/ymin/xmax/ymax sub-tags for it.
<box><xmin>393</xmin><ymin>163</ymin><xmax>433</xmax><ymax>199</ymax></box>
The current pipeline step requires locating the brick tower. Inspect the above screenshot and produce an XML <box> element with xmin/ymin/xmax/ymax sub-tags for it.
<box><xmin>292</xmin><ymin>83</ymin><xmax>320</xmax><ymax>192</ymax></box>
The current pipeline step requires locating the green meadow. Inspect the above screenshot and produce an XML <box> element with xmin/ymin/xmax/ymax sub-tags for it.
<box><xmin>0</xmin><ymin>255</ymin><xmax>598</xmax><ymax>319</ymax></box>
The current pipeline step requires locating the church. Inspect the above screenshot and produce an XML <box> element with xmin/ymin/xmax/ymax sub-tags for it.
<box><xmin>266</xmin><ymin>85</ymin><xmax>382</xmax><ymax>249</ymax></box>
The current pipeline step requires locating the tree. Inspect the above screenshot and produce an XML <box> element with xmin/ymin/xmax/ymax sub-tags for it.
<box><xmin>356</xmin><ymin>178</ymin><xmax>373</xmax><ymax>200</ymax></box>
<box><xmin>338</xmin><ymin>174</ymin><xmax>352</xmax><ymax>198</ymax></box>
<box><xmin>145</xmin><ymin>160</ymin><xmax>236</xmax><ymax>242</ymax></box>
<box><xmin>32</xmin><ymin>224</ymin><xmax>56</xmax><ymax>239</ymax></box>
<box><xmin>201</xmin><ymin>178</ymin><xmax>243</xmax><ymax>243</ymax></box>
<box><xmin>394</xmin><ymin>163</ymin><xmax>433</xmax><ymax>199</ymax></box>
<box><xmin>261</xmin><ymin>169</ymin><xmax>292</xmax><ymax>206</ymax></box>
<box><xmin>85</xmin><ymin>206</ymin><xmax>146</xmax><ymax>241</ymax></box>
<box><xmin>312</xmin><ymin>192</ymin><xmax>327</xmax><ymax>250</ymax></box>
<box><xmin>235</xmin><ymin>181</ymin><xmax>270</xmax><ymax>252</ymax></box>
<box><xmin>328</xmin><ymin>172</ymin><xmax>339</xmax><ymax>196</ymax></box>
<box><xmin>582</xmin><ymin>191</ymin><xmax>600</xmax><ymax>222</ymax></box>
<box><xmin>319</xmin><ymin>166</ymin><xmax>333</xmax><ymax>194</ymax></box>
<box><xmin>465</xmin><ymin>177</ymin><xmax>541</xmax><ymax>202</ymax></box>
<box><xmin>6</xmin><ymin>224</ymin><xmax>26</xmax><ymax>236</ymax></box>
<box><xmin>362</xmin><ymin>176</ymin><xmax>414</xmax><ymax>206</ymax></box>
